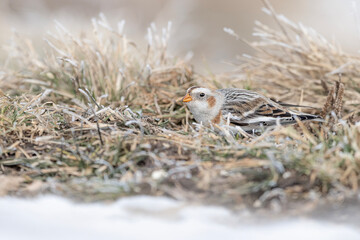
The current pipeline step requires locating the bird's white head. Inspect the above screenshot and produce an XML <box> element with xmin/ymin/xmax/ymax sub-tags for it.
<box><xmin>182</xmin><ymin>86</ymin><xmax>224</xmax><ymax>124</ymax></box>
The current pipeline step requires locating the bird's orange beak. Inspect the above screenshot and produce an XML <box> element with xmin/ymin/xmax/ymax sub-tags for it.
<box><xmin>182</xmin><ymin>93</ymin><xmax>193</xmax><ymax>102</ymax></box>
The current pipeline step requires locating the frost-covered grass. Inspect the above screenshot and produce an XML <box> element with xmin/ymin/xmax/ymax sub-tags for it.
<box><xmin>0</xmin><ymin>4</ymin><xmax>359</xmax><ymax>210</ymax></box>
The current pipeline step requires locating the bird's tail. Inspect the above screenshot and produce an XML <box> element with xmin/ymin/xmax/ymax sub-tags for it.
<box><xmin>290</xmin><ymin>111</ymin><xmax>324</xmax><ymax>123</ymax></box>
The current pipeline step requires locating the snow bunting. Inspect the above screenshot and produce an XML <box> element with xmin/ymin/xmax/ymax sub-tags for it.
<box><xmin>182</xmin><ymin>86</ymin><xmax>322</xmax><ymax>132</ymax></box>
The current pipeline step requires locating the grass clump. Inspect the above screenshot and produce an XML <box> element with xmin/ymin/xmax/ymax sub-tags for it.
<box><xmin>0</xmin><ymin>4</ymin><xmax>359</xmax><ymax>211</ymax></box>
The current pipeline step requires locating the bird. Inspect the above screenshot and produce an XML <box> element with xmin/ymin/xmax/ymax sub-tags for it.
<box><xmin>182</xmin><ymin>86</ymin><xmax>322</xmax><ymax>133</ymax></box>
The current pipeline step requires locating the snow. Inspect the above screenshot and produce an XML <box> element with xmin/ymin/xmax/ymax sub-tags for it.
<box><xmin>0</xmin><ymin>195</ymin><xmax>359</xmax><ymax>240</ymax></box>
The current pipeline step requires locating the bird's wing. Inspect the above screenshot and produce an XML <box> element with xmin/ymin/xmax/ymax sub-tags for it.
<box><xmin>269</xmin><ymin>98</ymin><xmax>320</xmax><ymax>110</ymax></box>
<box><xmin>218</xmin><ymin>89</ymin><xmax>321</xmax><ymax>130</ymax></box>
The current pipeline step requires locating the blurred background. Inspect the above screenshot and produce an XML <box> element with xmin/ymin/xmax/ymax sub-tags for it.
<box><xmin>1</xmin><ymin>0</ymin><xmax>360</xmax><ymax>73</ymax></box>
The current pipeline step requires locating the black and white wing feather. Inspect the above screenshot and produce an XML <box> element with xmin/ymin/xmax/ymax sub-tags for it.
<box><xmin>217</xmin><ymin>88</ymin><xmax>322</xmax><ymax>131</ymax></box>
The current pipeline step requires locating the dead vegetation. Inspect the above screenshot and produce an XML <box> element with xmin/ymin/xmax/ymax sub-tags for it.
<box><xmin>0</xmin><ymin>3</ymin><xmax>359</xmax><ymax>211</ymax></box>
<box><xmin>223</xmin><ymin>1</ymin><xmax>360</xmax><ymax>117</ymax></box>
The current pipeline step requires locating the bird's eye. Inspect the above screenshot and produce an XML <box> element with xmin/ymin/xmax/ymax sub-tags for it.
<box><xmin>199</xmin><ymin>93</ymin><xmax>205</xmax><ymax>97</ymax></box>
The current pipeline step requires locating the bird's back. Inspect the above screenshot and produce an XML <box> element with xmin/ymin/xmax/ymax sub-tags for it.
<box><xmin>216</xmin><ymin>88</ymin><xmax>322</xmax><ymax>131</ymax></box>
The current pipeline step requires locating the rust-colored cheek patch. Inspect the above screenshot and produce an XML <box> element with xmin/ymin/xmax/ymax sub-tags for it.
<box><xmin>212</xmin><ymin>110</ymin><xmax>222</xmax><ymax>124</ymax></box>
<box><xmin>207</xmin><ymin>96</ymin><xmax>216</xmax><ymax>108</ymax></box>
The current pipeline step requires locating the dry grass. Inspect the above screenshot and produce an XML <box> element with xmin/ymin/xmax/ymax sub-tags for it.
<box><xmin>0</xmin><ymin>4</ymin><xmax>360</xmax><ymax>210</ymax></box>
<box><xmin>224</xmin><ymin>1</ymin><xmax>360</xmax><ymax>117</ymax></box>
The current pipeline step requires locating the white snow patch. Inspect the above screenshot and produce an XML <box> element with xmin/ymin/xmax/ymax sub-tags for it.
<box><xmin>0</xmin><ymin>195</ymin><xmax>359</xmax><ymax>240</ymax></box>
